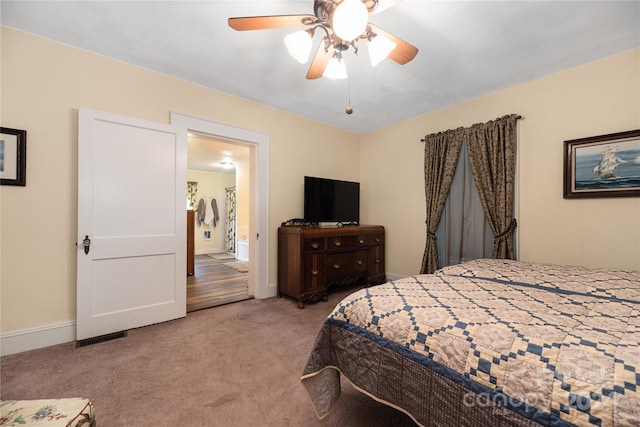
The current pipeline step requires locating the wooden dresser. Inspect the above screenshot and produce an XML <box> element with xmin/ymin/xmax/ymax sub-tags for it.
<box><xmin>277</xmin><ymin>224</ymin><xmax>385</xmax><ymax>308</ymax></box>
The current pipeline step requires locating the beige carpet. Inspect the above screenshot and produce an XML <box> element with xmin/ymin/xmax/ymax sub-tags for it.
<box><xmin>223</xmin><ymin>261</ymin><xmax>249</xmax><ymax>273</ymax></box>
<box><xmin>208</xmin><ymin>252</ymin><xmax>235</xmax><ymax>260</ymax></box>
<box><xmin>0</xmin><ymin>288</ymin><xmax>417</xmax><ymax>426</ymax></box>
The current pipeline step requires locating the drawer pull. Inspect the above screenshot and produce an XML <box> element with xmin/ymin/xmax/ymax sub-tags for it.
<box><xmin>375</xmin><ymin>259</ymin><xmax>380</xmax><ymax>263</ymax></box>
<box><xmin>356</xmin><ymin>260</ymin><xmax>363</xmax><ymax>265</ymax></box>
<box><xmin>375</xmin><ymin>238</ymin><xmax>381</xmax><ymax>243</ymax></box>
<box><xmin>311</xmin><ymin>242</ymin><xmax>319</xmax><ymax>249</ymax></box>
<box><xmin>311</xmin><ymin>270</ymin><xmax>318</xmax><ymax>276</ymax></box>
<box><xmin>359</xmin><ymin>239</ymin><xmax>365</xmax><ymax>244</ymax></box>
<box><xmin>334</xmin><ymin>241</ymin><xmax>341</xmax><ymax>247</ymax></box>
<box><xmin>333</xmin><ymin>264</ymin><xmax>341</xmax><ymax>270</ymax></box>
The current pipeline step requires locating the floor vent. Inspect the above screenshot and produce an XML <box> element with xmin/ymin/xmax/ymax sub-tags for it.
<box><xmin>76</xmin><ymin>330</ymin><xmax>127</xmax><ymax>348</ymax></box>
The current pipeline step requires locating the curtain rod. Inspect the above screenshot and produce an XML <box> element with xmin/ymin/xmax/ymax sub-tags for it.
<box><xmin>420</xmin><ymin>115</ymin><xmax>522</xmax><ymax>142</ymax></box>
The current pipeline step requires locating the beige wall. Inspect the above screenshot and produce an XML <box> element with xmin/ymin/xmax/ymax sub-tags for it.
<box><xmin>0</xmin><ymin>27</ymin><xmax>359</xmax><ymax>332</ymax></box>
<box><xmin>361</xmin><ymin>48</ymin><xmax>640</xmax><ymax>275</ymax></box>
<box><xmin>1</xmin><ymin>27</ymin><xmax>638</xmax><ymax>335</ymax></box>
<box><xmin>187</xmin><ymin>170</ymin><xmax>235</xmax><ymax>254</ymax></box>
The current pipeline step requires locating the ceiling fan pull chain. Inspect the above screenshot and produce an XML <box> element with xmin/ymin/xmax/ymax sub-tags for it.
<box><xmin>346</xmin><ymin>76</ymin><xmax>353</xmax><ymax>115</ymax></box>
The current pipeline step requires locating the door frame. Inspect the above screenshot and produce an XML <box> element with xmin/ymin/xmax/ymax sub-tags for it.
<box><xmin>171</xmin><ymin>113</ymin><xmax>271</xmax><ymax>299</ymax></box>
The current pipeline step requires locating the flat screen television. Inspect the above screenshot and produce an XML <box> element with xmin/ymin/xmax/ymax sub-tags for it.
<box><xmin>304</xmin><ymin>176</ymin><xmax>360</xmax><ymax>225</ymax></box>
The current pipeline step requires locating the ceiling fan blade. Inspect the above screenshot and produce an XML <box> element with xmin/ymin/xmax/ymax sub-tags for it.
<box><xmin>306</xmin><ymin>43</ymin><xmax>335</xmax><ymax>80</ymax></box>
<box><xmin>367</xmin><ymin>23</ymin><xmax>418</xmax><ymax>65</ymax></box>
<box><xmin>366</xmin><ymin>0</ymin><xmax>402</xmax><ymax>16</ymax></box>
<box><xmin>228</xmin><ymin>15</ymin><xmax>315</xmax><ymax>31</ymax></box>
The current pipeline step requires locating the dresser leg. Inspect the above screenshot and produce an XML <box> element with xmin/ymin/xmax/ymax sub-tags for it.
<box><xmin>297</xmin><ymin>301</ymin><xmax>305</xmax><ymax>309</ymax></box>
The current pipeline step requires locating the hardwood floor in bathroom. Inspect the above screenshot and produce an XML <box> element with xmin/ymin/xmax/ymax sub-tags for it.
<box><xmin>187</xmin><ymin>254</ymin><xmax>251</xmax><ymax>312</ymax></box>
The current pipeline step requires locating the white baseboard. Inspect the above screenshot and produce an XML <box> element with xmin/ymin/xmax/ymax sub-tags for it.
<box><xmin>1</xmin><ymin>321</ymin><xmax>76</xmax><ymax>356</ymax></box>
<box><xmin>266</xmin><ymin>282</ymin><xmax>278</xmax><ymax>298</ymax></box>
<box><xmin>0</xmin><ymin>275</ymin><xmax>402</xmax><ymax>356</ymax></box>
<box><xmin>195</xmin><ymin>249</ymin><xmax>233</xmax><ymax>256</ymax></box>
<box><xmin>385</xmin><ymin>272</ymin><xmax>406</xmax><ymax>281</ymax></box>
<box><xmin>195</xmin><ymin>249</ymin><xmax>213</xmax><ymax>255</ymax></box>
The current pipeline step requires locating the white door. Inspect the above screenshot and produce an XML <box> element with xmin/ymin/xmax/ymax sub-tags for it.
<box><xmin>77</xmin><ymin>107</ymin><xmax>187</xmax><ymax>340</ymax></box>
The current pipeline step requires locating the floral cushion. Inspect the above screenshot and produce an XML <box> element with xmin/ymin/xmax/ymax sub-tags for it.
<box><xmin>0</xmin><ymin>398</ymin><xmax>94</xmax><ymax>426</ymax></box>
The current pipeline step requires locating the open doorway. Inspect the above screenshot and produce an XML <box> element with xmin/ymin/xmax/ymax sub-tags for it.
<box><xmin>186</xmin><ymin>134</ymin><xmax>252</xmax><ymax>311</ymax></box>
<box><xmin>171</xmin><ymin>112</ymin><xmax>271</xmax><ymax>302</ymax></box>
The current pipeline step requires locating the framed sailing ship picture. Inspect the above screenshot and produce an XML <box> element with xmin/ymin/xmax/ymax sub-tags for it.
<box><xmin>0</xmin><ymin>127</ymin><xmax>27</xmax><ymax>186</ymax></box>
<box><xmin>564</xmin><ymin>129</ymin><xmax>640</xmax><ymax>198</ymax></box>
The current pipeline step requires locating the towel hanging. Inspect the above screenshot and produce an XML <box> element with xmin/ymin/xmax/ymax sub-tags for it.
<box><xmin>196</xmin><ymin>198</ymin><xmax>206</xmax><ymax>226</ymax></box>
<box><xmin>211</xmin><ymin>199</ymin><xmax>220</xmax><ymax>227</ymax></box>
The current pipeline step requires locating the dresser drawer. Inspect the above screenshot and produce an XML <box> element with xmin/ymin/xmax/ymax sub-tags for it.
<box><xmin>368</xmin><ymin>245</ymin><xmax>385</xmax><ymax>277</ymax></box>
<box><xmin>326</xmin><ymin>250</ymin><xmax>368</xmax><ymax>279</ymax></box>
<box><xmin>365</xmin><ymin>233</ymin><xmax>385</xmax><ymax>246</ymax></box>
<box><xmin>302</xmin><ymin>253</ymin><xmax>325</xmax><ymax>292</ymax></box>
<box><xmin>327</xmin><ymin>235</ymin><xmax>358</xmax><ymax>250</ymax></box>
<box><xmin>303</xmin><ymin>237</ymin><xmax>325</xmax><ymax>252</ymax></box>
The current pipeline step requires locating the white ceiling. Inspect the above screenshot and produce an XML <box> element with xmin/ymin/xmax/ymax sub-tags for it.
<box><xmin>188</xmin><ymin>133</ymin><xmax>250</xmax><ymax>174</ymax></box>
<box><xmin>2</xmin><ymin>0</ymin><xmax>639</xmax><ymax>137</ymax></box>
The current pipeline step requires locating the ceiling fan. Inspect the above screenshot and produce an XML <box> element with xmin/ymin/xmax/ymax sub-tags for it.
<box><xmin>228</xmin><ymin>0</ymin><xmax>418</xmax><ymax>80</ymax></box>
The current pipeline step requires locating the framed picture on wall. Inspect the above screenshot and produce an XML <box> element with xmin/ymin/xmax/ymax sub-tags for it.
<box><xmin>563</xmin><ymin>129</ymin><xmax>640</xmax><ymax>199</ymax></box>
<box><xmin>0</xmin><ymin>127</ymin><xmax>27</xmax><ymax>186</ymax></box>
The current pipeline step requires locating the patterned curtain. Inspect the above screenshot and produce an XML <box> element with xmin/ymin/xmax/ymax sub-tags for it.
<box><xmin>466</xmin><ymin>114</ymin><xmax>519</xmax><ymax>259</ymax></box>
<box><xmin>225</xmin><ymin>187</ymin><xmax>236</xmax><ymax>253</ymax></box>
<box><xmin>187</xmin><ymin>181</ymin><xmax>198</xmax><ymax>210</ymax></box>
<box><xmin>420</xmin><ymin>128</ymin><xmax>465</xmax><ymax>274</ymax></box>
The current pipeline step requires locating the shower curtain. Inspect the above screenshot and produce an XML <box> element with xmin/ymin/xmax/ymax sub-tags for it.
<box><xmin>225</xmin><ymin>187</ymin><xmax>236</xmax><ymax>253</ymax></box>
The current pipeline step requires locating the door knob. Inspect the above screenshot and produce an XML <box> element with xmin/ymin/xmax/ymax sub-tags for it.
<box><xmin>82</xmin><ymin>235</ymin><xmax>91</xmax><ymax>255</ymax></box>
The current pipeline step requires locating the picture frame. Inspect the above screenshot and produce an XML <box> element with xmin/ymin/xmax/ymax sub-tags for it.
<box><xmin>0</xmin><ymin>127</ymin><xmax>27</xmax><ymax>186</ymax></box>
<box><xmin>563</xmin><ymin>129</ymin><xmax>640</xmax><ymax>199</ymax></box>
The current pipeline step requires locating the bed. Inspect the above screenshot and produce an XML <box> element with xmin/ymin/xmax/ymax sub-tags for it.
<box><xmin>301</xmin><ymin>259</ymin><xmax>639</xmax><ymax>427</ymax></box>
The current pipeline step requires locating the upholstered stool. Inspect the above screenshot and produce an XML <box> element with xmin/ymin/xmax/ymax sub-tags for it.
<box><xmin>0</xmin><ymin>398</ymin><xmax>95</xmax><ymax>426</ymax></box>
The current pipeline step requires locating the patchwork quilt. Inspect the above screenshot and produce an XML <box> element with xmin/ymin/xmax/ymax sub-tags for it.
<box><xmin>301</xmin><ymin>259</ymin><xmax>640</xmax><ymax>427</ymax></box>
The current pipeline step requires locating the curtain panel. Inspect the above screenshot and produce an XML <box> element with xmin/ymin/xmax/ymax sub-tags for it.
<box><xmin>225</xmin><ymin>187</ymin><xmax>237</xmax><ymax>253</ymax></box>
<box><xmin>421</xmin><ymin>114</ymin><xmax>520</xmax><ymax>274</ymax></box>
<box><xmin>420</xmin><ymin>128</ymin><xmax>465</xmax><ymax>274</ymax></box>
<box><xmin>466</xmin><ymin>114</ymin><xmax>519</xmax><ymax>259</ymax></box>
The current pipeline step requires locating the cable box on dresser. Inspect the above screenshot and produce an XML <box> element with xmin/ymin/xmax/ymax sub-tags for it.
<box><xmin>277</xmin><ymin>224</ymin><xmax>386</xmax><ymax>308</ymax></box>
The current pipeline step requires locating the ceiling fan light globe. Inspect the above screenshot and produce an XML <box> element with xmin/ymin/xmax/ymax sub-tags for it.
<box><xmin>323</xmin><ymin>56</ymin><xmax>348</xmax><ymax>79</ymax></box>
<box><xmin>333</xmin><ymin>0</ymin><xmax>369</xmax><ymax>42</ymax></box>
<box><xmin>284</xmin><ymin>30</ymin><xmax>313</xmax><ymax>64</ymax></box>
<box><xmin>369</xmin><ymin>34</ymin><xmax>396</xmax><ymax>66</ymax></box>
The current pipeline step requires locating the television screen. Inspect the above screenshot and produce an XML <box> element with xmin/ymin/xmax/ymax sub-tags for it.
<box><xmin>304</xmin><ymin>176</ymin><xmax>360</xmax><ymax>224</ymax></box>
